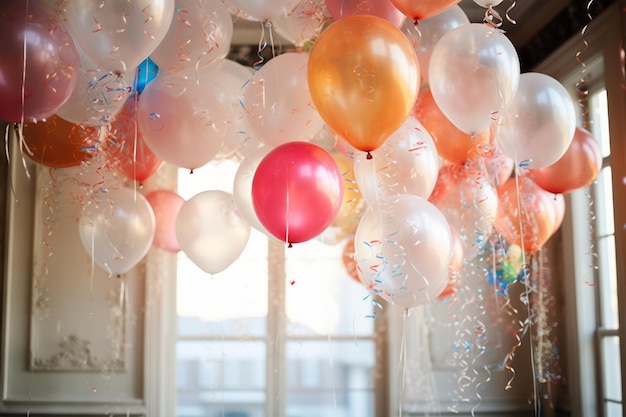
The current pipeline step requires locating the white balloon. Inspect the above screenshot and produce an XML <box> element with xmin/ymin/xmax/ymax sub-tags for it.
<box><xmin>79</xmin><ymin>188</ymin><xmax>156</xmax><ymax>276</ymax></box>
<box><xmin>227</xmin><ymin>0</ymin><xmax>293</xmax><ymax>20</ymax></box>
<box><xmin>473</xmin><ymin>0</ymin><xmax>504</xmax><ymax>7</ymax></box>
<box><xmin>355</xmin><ymin>194</ymin><xmax>451</xmax><ymax>309</ymax></box>
<box><xmin>176</xmin><ymin>190</ymin><xmax>251</xmax><ymax>274</ymax></box>
<box><xmin>233</xmin><ymin>146</ymin><xmax>272</xmax><ymax>234</ymax></box>
<box><xmin>63</xmin><ymin>0</ymin><xmax>175</xmax><ymax>73</ymax></box>
<box><xmin>429</xmin><ymin>23</ymin><xmax>520</xmax><ymax>135</ymax></box>
<box><xmin>496</xmin><ymin>72</ymin><xmax>577</xmax><ymax>169</ymax></box>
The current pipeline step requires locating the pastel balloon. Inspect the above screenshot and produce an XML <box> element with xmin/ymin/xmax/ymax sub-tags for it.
<box><xmin>354</xmin><ymin>116</ymin><xmax>439</xmax><ymax>205</ymax></box>
<box><xmin>62</xmin><ymin>0</ymin><xmax>174</xmax><ymax>73</ymax></box>
<box><xmin>21</xmin><ymin>115</ymin><xmax>98</xmax><ymax>168</ymax></box>
<box><xmin>226</xmin><ymin>0</ymin><xmax>293</xmax><ymax>20</ymax></box>
<box><xmin>233</xmin><ymin>146</ymin><xmax>273</xmax><ymax>234</ymax></box>
<box><xmin>414</xmin><ymin>89</ymin><xmax>491</xmax><ymax>165</ymax></box>
<box><xmin>325</xmin><ymin>0</ymin><xmax>405</xmax><ymax>27</ymax></box>
<box><xmin>273</xmin><ymin>0</ymin><xmax>328</xmax><ymax>46</ymax></box>
<box><xmin>176</xmin><ymin>190</ymin><xmax>251</xmax><ymax>274</ymax></box>
<box><xmin>355</xmin><ymin>194</ymin><xmax>452</xmax><ymax>309</ymax></box>
<box><xmin>390</xmin><ymin>0</ymin><xmax>460</xmax><ymax>21</ymax></box>
<box><xmin>429</xmin><ymin>164</ymin><xmax>498</xmax><ymax>240</ymax></box>
<box><xmin>308</xmin><ymin>15</ymin><xmax>420</xmax><ymax>156</ymax></box>
<box><xmin>252</xmin><ymin>142</ymin><xmax>344</xmax><ymax>245</ymax></box>
<box><xmin>107</xmin><ymin>96</ymin><xmax>164</xmax><ymax>183</ymax></box>
<box><xmin>495</xmin><ymin>177</ymin><xmax>565</xmax><ymax>252</ymax></box>
<box><xmin>429</xmin><ymin>23</ymin><xmax>520</xmax><ymax>135</ymax></box>
<box><xmin>56</xmin><ymin>50</ymin><xmax>131</xmax><ymax>126</ymax></box>
<box><xmin>529</xmin><ymin>127</ymin><xmax>602</xmax><ymax>194</ymax></box>
<box><xmin>146</xmin><ymin>189</ymin><xmax>185</xmax><ymax>253</ymax></box>
<box><xmin>79</xmin><ymin>188</ymin><xmax>156</xmax><ymax>276</ymax></box>
<box><xmin>412</xmin><ymin>5</ymin><xmax>468</xmax><ymax>85</ymax></box>
<box><xmin>150</xmin><ymin>0</ymin><xmax>233</xmax><ymax>73</ymax></box>
<box><xmin>137</xmin><ymin>71</ymin><xmax>227</xmax><ymax>171</ymax></box>
<box><xmin>243</xmin><ymin>52</ymin><xmax>324</xmax><ymax>147</ymax></box>
<box><xmin>474</xmin><ymin>0</ymin><xmax>504</xmax><ymax>7</ymax></box>
<box><xmin>497</xmin><ymin>72</ymin><xmax>577</xmax><ymax>169</ymax></box>
<box><xmin>0</xmin><ymin>0</ymin><xmax>80</xmax><ymax>123</ymax></box>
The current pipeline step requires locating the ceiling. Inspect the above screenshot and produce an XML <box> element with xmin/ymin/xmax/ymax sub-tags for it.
<box><xmin>231</xmin><ymin>0</ymin><xmax>572</xmax><ymax>48</ymax></box>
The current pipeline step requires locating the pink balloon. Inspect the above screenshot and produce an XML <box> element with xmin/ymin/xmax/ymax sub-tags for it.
<box><xmin>146</xmin><ymin>190</ymin><xmax>185</xmax><ymax>253</ymax></box>
<box><xmin>137</xmin><ymin>71</ymin><xmax>227</xmax><ymax>171</ymax></box>
<box><xmin>0</xmin><ymin>0</ymin><xmax>80</xmax><ymax>123</ymax></box>
<box><xmin>325</xmin><ymin>0</ymin><xmax>405</xmax><ymax>27</ymax></box>
<box><xmin>252</xmin><ymin>142</ymin><xmax>344</xmax><ymax>245</ymax></box>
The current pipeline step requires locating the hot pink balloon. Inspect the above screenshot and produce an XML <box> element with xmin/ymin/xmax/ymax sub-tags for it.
<box><xmin>0</xmin><ymin>0</ymin><xmax>80</xmax><ymax>123</ymax></box>
<box><xmin>325</xmin><ymin>0</ymin><xmax>405</xmax><ymax>27</ymax></box>
<box><xmin>252</xmin><ymin>142</ymin><xmax>344</xmax><ymax>245</ymax></box>
<box><xmin>146</xmin><ymin>190</ymin><xmax>185</xmax><ymax>253</ymax></box>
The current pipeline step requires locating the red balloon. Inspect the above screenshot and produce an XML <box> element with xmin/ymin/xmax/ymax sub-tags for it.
<box><xmin>107</xmin><ymin>96</ymin><xmax>164</xmax><ymax>184</ymax></box>
<box><xmin>495</xmin><ymin>177</ymin><xmax>565</xmax><ymax>252</ymax></box>
<box><xmin>252</xmin><ymin>142</ymin><xmax>344</xmax><ymax>245</ymax></box>
<box><xmin>325</xmin><ymin>0</ymin><xmax>405</xmax><ymax>27</ymax></box>
<box><xmin>528</xmin><ymin>127</ymin><xmax>602</xmax><ymax>195</ymax></box>
<box><xmin>0</xmin><ymin>0</ymin><xmax>80</xmax><ymax>123</ymax></box>
<box><xmin>146</xmin><ymin>190</ymin><xmax>185</xmax><ymax>253</ymax></box>
<box><xmin>389</xmin><ymin>0</ymin><xmax>460</xmax><ymax>21</ymax></box>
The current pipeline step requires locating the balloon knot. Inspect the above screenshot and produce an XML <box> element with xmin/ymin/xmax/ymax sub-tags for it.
<box><xmin>366</xmin><ymin>152</ymin><xmax>373</xmax><ymax>160</ymax></box>
<box><xmin>413</xmin><ymin>19</ymin><xmax>420</xmax><ymax>27</ymax></box>
<box><xmin>288</xmin><ymin>242</ymin><xmax>293</xmax><ymax>248</ymax></box>
<box><xmin>116</xmin><ymin>274</ymin><xmax>122</xmax><ymax>279</ymax></box>
<box><xmin>189</xmin><ymin>169</ymin><xmax>194</xmax><ymax>174</ymax></box>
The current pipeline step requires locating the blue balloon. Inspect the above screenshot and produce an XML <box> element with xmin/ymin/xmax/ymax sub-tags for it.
<box><xmin>134</xmin><ymin>57</ymin><xmax>159</xmax><ymax>94</ymax></box>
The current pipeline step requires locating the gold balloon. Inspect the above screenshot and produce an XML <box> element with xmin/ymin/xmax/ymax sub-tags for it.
<box><xmin>308</xmin><ymin>15</ymin><xmax>420</xmax><ymax>157</ymax></box>
<box><xmin>330</xmin><ymin>151</ymin><xmax>363</xmax><ymax>234</ymax></box>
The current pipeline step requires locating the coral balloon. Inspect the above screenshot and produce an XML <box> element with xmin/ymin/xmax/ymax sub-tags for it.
<box><xmin>176</xmin><ymin>190</ymin><xmax>251</xmax><ymax>274</ymax></box>
<box><xmin>137</xmin><ymin>71</ymin><xmax>227</xmax><ymax>171</ymax></box>
<box><xmin>79</xmin><ymin>188</ymin><xmax>156</xmax><ymax>276</ymax></box>
<box><xmin>390</xmin><ymin>0</ymin><xmax>460</xmax><ymax>21</ymax></box>
<box><xmin>146</xmin><ymin>190</ymin><xmax>185</xmax><ymax>253</ymax></box>
<box><xmin>0</xmin><ymin>0</ymin><xmax>80</xmax><ymax>123</ymax></box>
<box><xmin>325</xmin><ymin>0</ymin><xmax>405</xmax><ymax>27</ymax></box>
<box><xmin>107</xmin><ymin>96</ymin><xmax>164</xmax><ymax>183</ymax></box>
<box><xmin>308</xmin><ymin>15</ymin><xmax>419</xmax><ymax>157</ymax></box>
<box><xmin>243</xmin><ymin>52</ymin><xmax>324</xmax><ymax>147</ymax></box>
<box><xmin>529</xmin><ymin>127</ymin><xmax>602</xmax><ymax>194</ymax></box>
<box><xmin>497</xmin><ymin>72</ymin><xmax>576</xmax><ymax>169</ymax></box>
<box><xmin>414</xmin><ymin>89</ymin><xmax>490</xmax><ymax>165</ymax></box>
<box><xmin>62</xmin><ymin>0</ymin><xmax>174</xmax><ymax>73</ymax></box>
<box><xmin>355</xmin><ymin>194</ymin><xmax>452</xmax><ymax>309</ymax></box>
<box><xmin>150</xmin><ymin>0</ymin><xmax>233</xmax><ymax>73</ymax></box>
<box><xmin>429</xmin><ymin>164</ymin><xmax>498</xmax><ymax>241</ymax></box>
<box><xmin>495</xmin><ymin>177</ymin><xmax>565</xmax><ymax>252</ymax></box>
<box><xmin>252</xmin><ymin>142</ymin><xmax>344</xmax><ymax>245</ymax></box>
<box><xmin>21</xmin><ymin>115</ymin><xmax>98</xmax><ymax>168</ymax></box>
<box><xmin>429</xmin><ymin>23</ymin><xmax>520</xmax><ymax>135</ymax></box>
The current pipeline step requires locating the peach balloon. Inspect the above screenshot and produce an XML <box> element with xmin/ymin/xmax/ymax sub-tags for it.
<box><xmin>390</xmin><ymin>0</ymin><xmax>460</xmax><ymax>21</ymax></box>
<box><xmin>308</xmin><ymin>15</ymin><xmax>419</xmax><ymax>157</ymax></box>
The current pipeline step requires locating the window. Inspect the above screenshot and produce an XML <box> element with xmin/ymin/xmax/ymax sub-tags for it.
<box><xmin>175</xmin><ymin>159</ymin><xmax>383</xmax><ymax>417</ymax></box>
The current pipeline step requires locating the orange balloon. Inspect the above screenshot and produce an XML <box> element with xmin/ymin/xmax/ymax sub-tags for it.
<box><xmin>390</xmin><ymin>0</ymin><xmax>461</xmax><ymax>21</ymax></box>
<box><xmin>495</xmin><ymin>177</ymin><xmax>565</xmax><ymax>252</ymax></box>
<box><xmin>414</xmin><ymin>89</ymin><xmax>490</xmax><ymax>165</ymax></box>
<box><xmin>21</xmin><ymin>115</ymin><xmax>97</xmax><ymax>168</ymax></box>
<box><xmin>308</xmin><ymin>15</ymin><xmax>419</xmax><ymax>157</ymax></box>
<box><xmin>528</xmin><ymin>127</ymin><xmax>602</xmax><ymax>195</ymax></box>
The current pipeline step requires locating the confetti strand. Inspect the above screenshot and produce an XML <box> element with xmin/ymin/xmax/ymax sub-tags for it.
<box><xmin>575</xmin><ymin>0</ymin><xmax>595</xmax><ymax>129</ymax></box>
<box><xmin>483</xmin><ymin>5</ymin><xmax>504</xmax><ymax>29</ymax></box>
<box><xmin>505</xmin><ymin>1</ymin><xmax>517</xmax><ymax>25</ymax></box>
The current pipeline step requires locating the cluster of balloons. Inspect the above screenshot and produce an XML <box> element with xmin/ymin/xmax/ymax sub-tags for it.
<box><xmin>1</xmin><ymin>1</ymin><xmax>602</xmax><ymax>306</ymax></box>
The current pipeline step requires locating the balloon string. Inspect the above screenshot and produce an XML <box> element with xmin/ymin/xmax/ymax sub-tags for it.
<box><xmin>397</xmin><ymin>308</ymin><xmax>409</xmax><ymax>417</ymax></box>
<box><xmin>575</xmin><ymin>0</ymin><xmax>595</xmax><ymax>129</ymax></box>
<box><xmin>483</xmin><ymin>6</ymin><xmax>503</xmax><ymax>29</ymax></box>
<box><xmin>505</xmin><ymin>1</ymin><xmax>517</xmax><ymax>25</ymax></box>
<box><xmin>327</xmin><ymin>332</ymin><xmax>338</xmax><ymax>416</ymax></box>
<box><xmin>20</xmin><ymin>0</ymin><xmax>30</xmax><ymax>128</ymax></box>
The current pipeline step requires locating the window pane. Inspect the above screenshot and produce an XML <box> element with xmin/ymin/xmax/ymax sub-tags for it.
<box><xmin>598</xmin><ymin>235</ymin><xmax>618</xmax><ymax>329</ymax></box>
<box><xmin>606</xmin><ymin>401</ymin><xmax>623</xmax><ymax>417</ymax></box>
<box><xmin>177</xmin><ymin>228</ymin><xmax>269</xmax><ymax>336</ymax></box>
<box><xmin>286</xmin><ymin>340</ymin><xmax>376</xmax><ymax>417</ymax></box>
<box><xmin>602</xmin><ymin>336</ymin><xmax>622</xmax><ymax>402</ymax></box>
<box><xmin>590</xmin><ymin>88</ymin><xmax>610</xmax><ymax>158</ymax></box>
<box><xmin>595</xmin><ymin>167</ymin><xmax>615</xmax><ymax>238</ymax></box>
<box><xmin>177</xmin><ymin>340</ymin><xmax>266</xmax><ymax>417</ymax></box>
<box><xmin>285</xmin><ymin>239</ymin><xmax>375</xmax><ymax>336</ymax></box>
